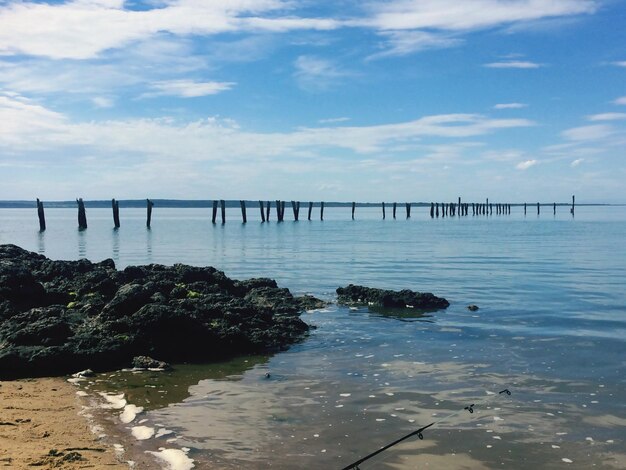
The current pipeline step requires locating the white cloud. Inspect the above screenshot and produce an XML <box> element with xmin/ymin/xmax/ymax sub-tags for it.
<box><xmin>561</xmin><ymin>124</ymin><xmax>613</xmax><ymax>141</ymax></box>
<box><xmin>144</xmin><ymin>80</ymin><xmax>236</xmax><ymax>98</ymax></box>
<box><xmin>91</xmin><ymin>96</ymin><xmax>114</xmax><ymax>108</ymax></box>
<box><xmin>0</xmin><ymin>94</ymin><xmax>534</xmax><ymax>157</ymax></box>
<box><xmin>516</xmin><ymin>159</ymin><xmax>537</xmax><ymax>170</ymax></box>
<box><xmin>368</xmin><ymin>30</ymin><xmax>462</xmax><ymax>59</ymax></box>
<box><xmin>484</xmin><ymin>61</ymin><xmax>543</xmax><ymax>69</ymax></box>
<box><xmin>614</xmin><ymin>96</ymin><xmax>626</xmax><ymax>105</ymax></box>
<box><xmin>318</xmin><ymin>117</ymin><xmax>351</xmax><ymax>124</ymax></box>
<box><xmin>587</xmin><ymin>113</ymin><xmax>626</xmax><ymax>121</ymax></box>
<box><xmin>0</xmin><ymin>0</ymin><xmax>337</xmax><ymax>60</ymax></box>
<box><xmin>359</xmin><ymin>0</ymin><xmax>596</xmax><ymax>31</ymax></box>
<box><xmin>293</xmin><ymin>56</ymin><xmax>351</xmax><ymax>91</ymax></box>
<box><xmin>494</xmin><ymin>103</ymin><xmax>528</xmax><ymax>109</ymax></box>
<box><xmin>571</xmin><ymin>158</ymin><xmax>584</xmax><ymax>167</ymax></box>
<box><xmin>611</xmin><ymin>61</ymin><xmax>626</xmax><ymax>67</ymax></box>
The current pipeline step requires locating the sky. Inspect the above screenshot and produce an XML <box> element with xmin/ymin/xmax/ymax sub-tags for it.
<box><xmin>0</xmin><ymin>0</ymin><xmax>625</xmax><ymax>203</ymax></box>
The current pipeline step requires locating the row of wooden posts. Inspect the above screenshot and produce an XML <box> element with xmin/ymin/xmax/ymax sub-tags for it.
<box><xmin>35</xmin><ymin>196</ymin><xmax>576</xmax><ymax>231</ymax></box>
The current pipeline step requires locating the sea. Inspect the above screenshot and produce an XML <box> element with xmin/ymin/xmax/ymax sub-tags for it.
<box><xmin>1</xmin><ymin>205</ymin><xmax>625</xmax><ymax>469</ymax></box>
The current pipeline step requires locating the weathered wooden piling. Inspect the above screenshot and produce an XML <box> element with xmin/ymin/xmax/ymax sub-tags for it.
<box><xmin>571</xmin><ymin>195</ymin><xmax>575</xmax><ymax>215</ymax></box>
<box><xmin>352</xmin><ymin>202</ymin><xmax>356</xmax><ymax>220</ymax></box>
<box><xmin>393</xmin><ymin>203</ymin><xmax>397</xmax><ymax>219</ymax></box>
<box><xmin>553</xmin><ymin>202</ymin><xmax>556</xmax><ymax>215</ymax></box>
<box><xmin>292</xmin><ymin>201</ymin><xmax>300</xmax><ymax>221</ymax></box>
<box><xmin>112</xmin><ymin>198</ymin><xmax>120</xmax><ymax>228</ymax></box>
<box><xmin>146</xmin><ymin>199</ymin><xmax>154</xmax><ymax>228</ymax></box>
<box><xmin>458</xmin><ymin>197</ymin><xmax>461</xmax><ymax>216</ymax></box>
<box><xmin>36</xmin><ymin>198</ymin><xmax>46</xmax><ymax>231</ymax></box>
<box><xmin>281</xmin><ymin>201</ymin><xmax>286</xmax><ymax>221</ymax></box>
<box><xmin>382</xmin><ymin>202</ymin><xmax>386</xmax><ymax>219</ymax></box>
<box><xmin>537</xmin><ymin>202</ymin><xmax>540</xmax><ymax>215</ymax></box>
<box><xmin>524</xmin><ymin>203</ymin><xmax>527</xmax><ymax>215</ymax></box>
<box><xmin>276</xmin><ymin>200</ymin><xmax>283</xmax><ymax>222</ymax></box>
<box><xmin>212</xmin><ymin>200</ymin><xmax>218</xmax><ymax>223</ymax></box>
<box><xmin>308</xmin><ymin>202</ymin><xmax>313</xmax><ymax>221</ymax></box>
<box><xmin>430</xmin><ymin>202</ymin><xmax>434</xmax><ymax>218</ymax></box>
<box><xmin>220</xmin><ymin>199</ymin><xmax>226</xmax><ymax>224</ymax></box>
<box><xmin>266</xmin><ymin>201</ymin><xmax>271</xmax><ymax>221</ymax></box>
<box><xmin>77</xmin><ymin>198</ymin><xmax>87</xmax><ymax>229</ymax></box>
<box><xmin>259</xmin><ymin>201</ymin><xmax>266</xmax><ymax>222</ymax></box>
<box><xmin>320</xmin><ymin>201</ymin><xmax>324</xmax><ymax>221</ymax></box>
<box><xmin>436</xmin><ymin>203</ymin><xmax>439</xmax><ymax>217</ymax></box>
<box><xmin>442</xmin><ymin>203</ymin><xmax>446</xmax><ymax>218</ymax></box>
<box><xmin>240</xmin><ymin>200</ymin><xmax>247</xmax><ymax>223</ymax></box>
<box><xmin>406</xmin><ymin>203</ymin><xmax>411</xmax><ymax>218</ymax></box>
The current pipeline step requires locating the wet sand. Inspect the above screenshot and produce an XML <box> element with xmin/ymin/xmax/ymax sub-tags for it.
<box><xmin>0</xmin><ymin>377</ymin><xmax>128</xmax><ymax>469</ymax></box>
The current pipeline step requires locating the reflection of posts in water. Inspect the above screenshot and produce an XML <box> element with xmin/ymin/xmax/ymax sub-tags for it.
<box><xmin>146</xmin><ymin>225</ymin><xmax>153</xmax><ymax>261</ymax></box>
<box><xmin>146</xmin><ymin>199</ymin><xmax>154</xmax><ymax>228</ymax></box>
<box><xmin>76</xmin><ymin>198</ymin><xmax>87</xmax><ymax>229</ymax></box>
<box><xmin>36</xmin><ymin>198</ymin><xmax>46</xmax><ymax>231</ymax></box>
<box><xmin>37</xmin><ymin>230</ymin><xmax>45</xmax><ymax>254</ymax></box>
<box><xmin>77</xmin><ymin>229</ymin><xmax>87</xmax><ymax>259</ymax></box>
<box><xmin>112</xmin><ymin>225</ymin><xmax>120</xmax><ymax>262</ymax></box>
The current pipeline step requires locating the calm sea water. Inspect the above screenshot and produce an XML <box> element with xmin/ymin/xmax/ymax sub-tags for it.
<box><xmin>1</xmin><ymin>206</ymin><xmax>625</xmax><ymax>469</ymax></box>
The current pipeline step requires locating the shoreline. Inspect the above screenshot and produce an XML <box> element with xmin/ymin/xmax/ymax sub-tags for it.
<box><xmin>0</xmin><ymin>377</ymin><xmax>130</xmax><ymax>469</ymax></box>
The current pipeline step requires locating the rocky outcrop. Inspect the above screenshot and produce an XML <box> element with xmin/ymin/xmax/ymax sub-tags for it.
<box><xmin>0</xmin><ymin>244</ymin><xmax>326</xmax><ymax>379</ymax></box>
<box><xmin>336</xmin><ymin>284</ymin><xmax>449</xmax><ymax>310</ymax></box>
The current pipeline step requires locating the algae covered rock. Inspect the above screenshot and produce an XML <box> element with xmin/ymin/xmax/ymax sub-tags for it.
<box><xmin>336</xmin><ymin>284</ymin><xmax>449</xmax><ymax>310</ymax></box>
<box><xmin>0</xmin><ymin>244</ymin><xmax>323</xmax><ymax>379</ymax></box>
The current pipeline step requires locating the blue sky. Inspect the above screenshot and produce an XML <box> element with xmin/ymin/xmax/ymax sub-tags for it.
<box><xmin>0</xmin><ymin>0</ymin><xmax>625</xmax><ymax>203</ymax></box>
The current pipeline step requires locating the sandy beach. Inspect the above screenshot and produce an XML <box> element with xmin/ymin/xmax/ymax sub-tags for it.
<box><xmin>0</xmin><ymin>377</ymin><xmax>128</xmax><ymax>469</ymax></box>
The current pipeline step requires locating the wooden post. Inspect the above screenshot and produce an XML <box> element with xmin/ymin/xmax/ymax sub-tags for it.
<box><xmin>212</xmin><ymin>200</ymin><xmax>218</xmax><ymax>224</ymax></box>
<box><xmin>146</xmin><ymin>199</ymin><xmax>154</xmax><ymax>228</ymax></box>
<box><xmin>553</xmin><ymin>202</ymin><xmax>556</xmax><ymax>215</ymax></box>
<box><xmin>436</xmin><ymin>203</ymin><xmax>439</xmax><ymax>217</ymax></box>
<box><xmin>240</xmin><ymin>200</ymin><xmax>247</xmax><ymax>223</ymax></box>
<box><xmin>571</xmin><ymin>195</ymin><xmax>575</xmax><ymax>215</ymax></box>
<box><xmin>296</xmin><ymin>201</ymin><xmax>300</xmax><ymax>220</ymax></box>
<box><xmin>430</xmin><ymin>202</ymin><xmax>434</xmax><ymax>218</ymax></box>
<box><xmin>406</xmin><ymin>202</ymin><xmax>411</xmax><ymax>218</ymax></box>
<box><xmin>112</xmin><ymin>198</ymin><xmax>120</xmax><ymax>228</ymax></box>
<box><xmin>276</xmin><ymin>200</ymin><xmax>282</xmax><ymax>222</ymax></box>
<box><xmin>442</xmin><ymin>203</ymin><xmax>446</xmax><ymax>218</ymax></box>
<box><xmin>36</xmin><ymin>198</ymin><xmax>46</xmax><ymax>231</ymax></box>
<box><xmin>259</xmin><ymin>201</ymin><xmax>266</xmax><ymax>222</ymax></box>
<box><xmin>382</xmin><ymin>202</ymin><xmax>386</xmax><ymax>219</ymax></box>
<box><xmin>537</xmin><ymin>202</ymin><xmax>540</xmax><ymax>215</ymax></box>
<box><xmin>308</xmin><ymin>202</ymin><xmax>313</xmax><ymax>221</ymax></box>
<box><xmin>220</xmin><ymin>199</ymin><xmax>226</xmax><ymax>224</ymax></box>
<box><xmin>281</xmin><ymin>200</ymin><xmax>286</xmax><ymax>221</ymax></box>
<box><xmin>77</xmin><ymin>198</ymin><xmax>87</xmax><ymax>229</ymax></box>
<box><xmin>458</xmin><ymin>197</ymin><xmax>461</xmax><ymax>216</ymax></box>
<box><xmin>524</xmin><ymin>203</ymin><xmax>527</xmax><ymax>215</ymax></box>
<box><xmin>393</xmin><ymin>202</ymin><xmax>397</xmax><ymax>219</ymax></box>
<box><xmin>292</xmin><ymin>201</ymin><xmax>299</xmax><ymax>221</ymax></box>
<box><xmin>266</xmin><ymin>201</ymin><xmax>271</xmax><ymax>221</ymax></box>
<box><xmin>320</xmin><ymin>201</ymin><xmax>324</xmax><ymax>221</ymax></box>
<box><xmin>489</xmin><ymin>203</ymin><xmax>492</xmax><ymax>215</ymax></box>
<box><xmin>351</xmin><ymin>202</ymin><xmax>356</xmax><ymax>220</ymax></box>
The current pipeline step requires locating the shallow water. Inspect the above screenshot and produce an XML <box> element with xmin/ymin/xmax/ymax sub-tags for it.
<box><xmin>2</xmin><ymin>205</ymin><xmax>625</xmax><ymax>469</ymax></box>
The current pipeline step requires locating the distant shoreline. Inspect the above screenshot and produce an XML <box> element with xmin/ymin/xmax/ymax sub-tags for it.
<box><xmin>0</xmin><ymin>199</ymin><xmax>619</xmax><ymax>209</ymax></box>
